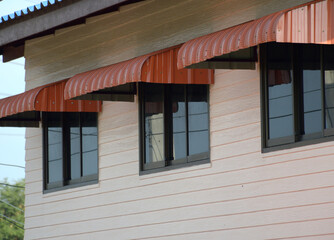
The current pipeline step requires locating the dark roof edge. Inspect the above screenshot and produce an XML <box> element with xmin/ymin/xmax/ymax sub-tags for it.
<box><xmin>0</xmin><ymin>0</ymin><xmax>143</xmax><ymax>60</ymax></box>
<box><xmin>0</xmin><ymin>0</ymin><xmax>69</xmax><ymax>26</ymax></box>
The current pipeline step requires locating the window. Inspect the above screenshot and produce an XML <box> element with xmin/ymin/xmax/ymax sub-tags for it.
<box><xmin>261</xmin><ymin>42</ymin><xmax>334</xmax><ymax>150</ymax></box>
<box><xmin>139</xmin><ymin>83</ymin><xmax>210</xmax><ymax>172</ymax></box>
<box><xmin>43</xmin><ymin>112</ymin><xmax>98</xmax><ymax>191</ymax></box>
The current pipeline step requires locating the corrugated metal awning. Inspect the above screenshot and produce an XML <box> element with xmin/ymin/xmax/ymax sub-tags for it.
<box><xmin>64</xmin><ymin>46</ymin><xmax>214</xmax><ymax>100</ymax></box>
<box><xmin>177</xmin><ymin>0</ymin><xmax>333</xmax><ymax>69</ymax></box>
<box><xmin>0</xmin><ymin>80</ymin><xmax>102</xmax><ymax>127</ymax></box>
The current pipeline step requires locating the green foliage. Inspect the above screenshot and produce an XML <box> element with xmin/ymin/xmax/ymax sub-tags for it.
<box><xmin>0</xmin><ymin>179</ymin><xmax>25</xmax><ymax>240</ymax></box>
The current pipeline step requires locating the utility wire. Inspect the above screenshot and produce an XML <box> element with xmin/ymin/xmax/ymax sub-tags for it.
<box><xmin>0</xmin><ymin>199</ymin><xmax>24</xmax><ymax>213</ymax></box>
<box><xmin>0</xmin><ymin>133</ymin><xmax>25</xmax><ymax>137</ymax></box>
<box><xmin>0</xmin><ymin>163</ymin><xmax>25</xmax><ymax>169</ymax></box>
<box><xmin>0</xmin><ymin>214</ymin><xmax>24</xmax><ymax>230</ymax></box>
<box><xmin>0</xmin><ymin>183</ymin><xmax>24</xmax><ymax>189</ymax></box>
<box><xmin>5</xmin><ymin>61</ymin><xmax>24</xmax><ymax>67</ymax></box>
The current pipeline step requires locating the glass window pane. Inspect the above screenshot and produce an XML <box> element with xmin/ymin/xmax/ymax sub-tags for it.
<box><xmin>324</xmin><ymin>45</ymin><xmax>334</xmax><ymax>129</ymax></box>
<box><xmin>300</xmin><ymin>44</ymin><xmax>321</xmax><ymax>134</ymax></box>
<box><xmin>268</xmin><ymin>74</ymin><xmax>293</xmax><ymax>139</ymax></box>
<box><xmin>82</xmin><ymin>113</ymin><xmax>98</xmax><ymax>176</ymax></box>
<box><xmin>268</xmin><ymin>83</ymin><xmax>294</xmax><ymax>139</ymax></box>
<box><xmin>267</xmin><ymin>43</ymin><xmax>293</xmax><ymax>139</ymax></box>
<box><xmin>171</xmin><ymin>85</ymin><xmax>186</xmax><ymax>160</ymax></box>
<box><xmin>48</xmin><ymin>126</ymin><xmax>63</xmax><ymax>184</ymax></box>
<box><xmin>325</xmin><ymin>71</ymin><xmax>334</xmax><ymax>128</ymax></box>
<box><xmin>144</xmin><ymin>84</ymin><xmax>165</xmax><ymax>164</ymax></box>
<box><xmin>69</xmin><ymin>113</ymin><xmax>81</xmax><ymax>180</ymax></box>
<box><xmin>188</xmin><ymin>85</ymin><xmax>209</xmax><ymax>156</ymax></box>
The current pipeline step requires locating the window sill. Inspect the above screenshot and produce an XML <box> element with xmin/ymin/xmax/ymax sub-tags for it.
<box><xmin>262</xmin><ymin>134</ymin><xmax>334</xmax><ymax>153</ymax></box>
<box><xmin>139</xmin><ymin>158</ymin><xmax>210</xmax><ymax>176</ymax></box>
<box><xmin>43</xmin><ymin>177</ymin><xmax>98</xmax><ymax>194</ymax></box>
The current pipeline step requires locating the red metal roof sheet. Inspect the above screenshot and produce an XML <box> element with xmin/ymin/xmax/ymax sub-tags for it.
<box><xmin>0</xmin><ymin>80</ymin><xmax>101</xmax><ymax>120</ymax></box>
<box><xmin>64</xmin><ymin>46</ymin><xmax>214</xmax><ymax>100</ymax></box>
<box><xmin>178</xmin><ymin>0</ymin><xmax>331</xmax><ymax>69</ymax></box>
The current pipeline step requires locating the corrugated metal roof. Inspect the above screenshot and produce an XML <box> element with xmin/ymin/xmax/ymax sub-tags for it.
<box><xmin>177</xmin><ymin>0</ymin><xmax>330</xmax><ymax>69</ymax></box>
<box><xmin>0</xmin><ymin>79</ymin><xmax>101</xmax><ymax>127</ymax></box>
<box><xmin>0</xmin><ymin>0</ymin><xmax>63</xmax><ymax>24</ymax></box>
<box><xmin>64</xmin><ymin>46</ymin><xmax>214</xmax><ymax>100</ymax></box>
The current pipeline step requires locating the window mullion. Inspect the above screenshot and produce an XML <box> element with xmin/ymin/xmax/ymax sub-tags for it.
<box><xmin>321</xmin><ymin>45</ymin><xmax>325</xmax><ymax>134</ymax></box>
<box><xmin>164</xmin><ymin>85</ymin><xmax>172</xmax><ymax>166</ymax></box>
<box><xmin>260</xmin><ymin>44</ymin><xmax>269</xmax><ymax>147</ymax></box>
<box><xmin>42</xmin><ymin>113</ymin><xmax>49</xmax><ymax>188</ymax></box>
<box><xmin>185</xmin><ymin>85</ymin><xmax>189</xmax><ymax>159</ymax></box>
<box><xmin>292</xmin><ymin>44</ymin><xmax>302</xmax><ymax>142</ymax></box>
<box><xmin>80</xmin><ymin>113</ymin><xmax>83</xmax><ymax>178</ymax></box>
<box><xmin>62</xmin><ymin>113</ymin><xmax>69</xmax><ymax>186</ymax></box>
<box><xmin>139</xmin><ymin>84</ymin><xmax>146</xmax><ymax>170</ymax></box>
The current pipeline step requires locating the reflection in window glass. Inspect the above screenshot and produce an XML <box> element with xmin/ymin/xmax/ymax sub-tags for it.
<box><xmin>144</xmin><ymin>84</ymin><xmax>164</xmax><ymax>163</ymax></box>
<box><xmin>69</xmin><ymin>113</ymin><xmax>80</xmax><ymax>180</ymax></box>
<box><xmin>301</xmin><ymin>44</ymin><xmax>321</xmax><ymax>134</ymax></box>
<box><xmin>263</xmin><ymin>43</ymin><xmax>334</xmax><ymax>148</ymax></box>
<box><xmin>188</xmin><ymin>85</ymin><xmax>209</xmax><ymax>155</ymax></box>
<box><xmin>325</xmin><ymin>71</ymin><xmax>334</xmax><ymax>128</ymax></box>
<box><xmin>324</xmin><ymin>45</ymin><xmax>334</xmax><ymax>129</ymax></box>
<box><xmin>171</xmin><ymin>85</ymin><xmax>186</xmax><ymax>160</ymax></box>
<box><xmin>268</xmin><ymin>72</ymin><xmax>293</xmax><ymax>139</ymax></box>
<box><xmin>70</xmin><ymin>126</ymin><xmax>81</xmax><ymax>179</ymax></box>
<box><xmin>303</xmin><ymin>70</ymin><xmax>322</xmax><ymax>134</ymax></box>
<box><xmin>267</xmin><ymin>43</ymin><xmax>293</xmax><ymax>140</ymax></box>
<box><xmin>48</xmin><ymin>127</ymin><xmax>63</xmax><ymax>183</ymax></box>
<box><xmin>44</xmin><ymin>112</ymin><xmax>98</xmax><ymax>190</ymax></box>
<box><xmin>82</xmin><ymin>113</ymin><xmax>98</xmax><ymax>176</ymax></box>
<box><xmin>82</xmin><ymin>126</ymin><xmax>98</xmax><ymax>176</ymax></box>
<box><xmin>141</xmin><ymin>84</ymin><xmax>210</xmax><ymax>170</ymax></box>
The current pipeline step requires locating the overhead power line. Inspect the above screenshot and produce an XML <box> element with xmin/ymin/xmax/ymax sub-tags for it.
<box><xmin>6</xmin><ymin>61</ymin><xmax>24</xmax><ymax>67</ymax></box>
<box><xmin>0</xmin><ymin>199</ymin><xmax>24</xmax><ymax>213</ymax></box>
<box><xmin>0</xmin><ymin>183</ymin><xmax>24</xmax><ymax>189</ymax></box>
<box><xmin>0</xmin><ymin>133</ymin><xmax>25</xmax><ymax>137</ymax></box>
<box><xmin>0</xmin><ymin>163</ymin><xmax>25</xmax><ymax>169</ymax></box>
<box><xmin>0</xmin><ymin>214</ymin><xmax>24</xmax><ymax>230</ymax></box>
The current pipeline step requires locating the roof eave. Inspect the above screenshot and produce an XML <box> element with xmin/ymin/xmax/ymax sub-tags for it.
<box><xmin>0</xmin><ymin>0</ymin><xmax>143</xmax><ymax>61</ymax></box>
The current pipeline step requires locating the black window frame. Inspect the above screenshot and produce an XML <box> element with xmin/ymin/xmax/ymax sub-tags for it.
<box><xmin>261</xmin><ymin>42</ymin><xmax>334</xmax><ymax>152</ymax></box>
<box><xmin>138</xmin><ymin>83</ymin><xmax>210</xmax><ymax>173</ymax></box>
<box><xmin>42</xmin><ymin>112</ymin><xmax>99</xmax><ymax>192</ymax></box>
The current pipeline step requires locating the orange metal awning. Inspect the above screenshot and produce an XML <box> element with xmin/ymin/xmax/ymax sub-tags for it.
<box><xmin>64</xmin><ymin>46</ymin><xmax>214</xmax><ymax>100</ymax></box>
<box><xmin>178</xmin><ymin>0</ymin><xmax>333</xmax><ymax>69</ymax></box>
<box><xmin>0</xmin><ymin>80</ymin><xmax>102</xmax><ymax>127</ymax></box>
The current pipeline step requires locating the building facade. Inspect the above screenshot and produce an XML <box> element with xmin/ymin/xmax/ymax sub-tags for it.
<box><xmin>1</xmin><ymin>0</ymin><xmax>334</xmax><ymax>239</ymax></box>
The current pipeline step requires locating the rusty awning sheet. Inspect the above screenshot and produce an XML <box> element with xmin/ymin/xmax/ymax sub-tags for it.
<box><xmin>0</xmin><ymin>79</ymin><xmax>102</xmax><ymax>127</ymax></box>
<box><xmin>177</xmin><ymin>0</ymin><xmax>333</xmax><ymax>69</ymax></box>
<box><xmin>64</xmin><ymin>46</ymin><xmax>214</xmax><ymax>100</ymax></box>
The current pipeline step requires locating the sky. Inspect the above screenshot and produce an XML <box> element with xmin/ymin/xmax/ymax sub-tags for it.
<box><xmin>0</xmin><ymin>0</ymin><xmax>43</xmax><ymax>183</ymax></box>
